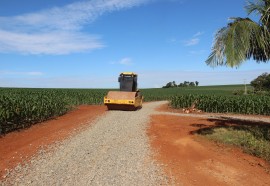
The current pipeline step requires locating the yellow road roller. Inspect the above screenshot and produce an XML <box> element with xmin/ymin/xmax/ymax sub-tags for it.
<box><xmin>104</xmin><ymin>72</ymin><xmax>143</xmax><ymax>110</ymax></box>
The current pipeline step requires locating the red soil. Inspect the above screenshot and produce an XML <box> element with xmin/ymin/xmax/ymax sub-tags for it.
<box><xmin>148</xmin><ymin>106</ymin><xmax>270</xmax><ymax>185</ymax></box>
<box><xmin>0</xmin><ymin>105</ymin><xmax>106</xmax><ymax>179</ymax></box>
<box><xmin>2</xmin><ymin>102</ymin><xmax>270</xmax><ymax>185</ymax></box>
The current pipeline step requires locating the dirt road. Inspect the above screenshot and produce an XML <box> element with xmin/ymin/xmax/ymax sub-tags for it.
<box><xmin>1</xmin><ymin>102</ymin><xmax>168</xmax><ymax>185</ymax></box>
<box><xmin>1</xmin><ymin>101</ymin><xmax>270</xmax><ymax>185</ymax></box>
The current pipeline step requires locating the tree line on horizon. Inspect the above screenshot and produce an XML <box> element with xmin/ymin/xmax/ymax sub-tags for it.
<box><xmin>162</xmin><ymin>81</ymin><xmax>199</xmax><ymax>88</ymax></box>
<box><xmin>251</xmin><ymin>72</ymin><xmax>270</xmax><ymax>92</ymax></box>
<box><xmin>162</xmin><ymin>72</ymin><xmax>270</xmax><ymax>92</ymax></box>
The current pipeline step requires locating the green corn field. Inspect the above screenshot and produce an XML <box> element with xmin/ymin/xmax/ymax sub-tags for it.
<box><xmin>0</xmin><ymin>85</ymin><xmax>268</xmax><ymax>135</ymax></box>
<box><xmin>0</xmin><ymin>88</ymin><xmax>108</xmax><ymax>134</ymax></box>
<box><xmin>170</xmin><ymin>94</ymin><xmax>270</xmax><ymax>115</ymax></box>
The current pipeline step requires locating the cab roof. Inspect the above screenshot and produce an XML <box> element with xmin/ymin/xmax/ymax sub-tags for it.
<box><xmin>120</xmin><ymin>72</ymin><xmax>137</xmax><ymax>76</ymax></box>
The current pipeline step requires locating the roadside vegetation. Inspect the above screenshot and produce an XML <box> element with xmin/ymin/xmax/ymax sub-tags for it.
<box><xmin>202</xmin><ymin>0</ymin><xmax>270</xmax><ymax>163</ymax></box>
<box><xmin>251</xmin><ymin>72</ymin><xmax>270</xmax><ymax>92</ymax></box>
<box><xmin>0</xmin><ymin>88</ymin><xmax>108</xmax><ymax>134</ymax></box>
<box><xmin>170</xmin><ymin>94</ymin><xmax>270</xmax><ymax>115</ymax></box>
<box><xmin>196</xmin><ymin>118</ymin><xmax>270</xmax><ymax>162</ymax></box>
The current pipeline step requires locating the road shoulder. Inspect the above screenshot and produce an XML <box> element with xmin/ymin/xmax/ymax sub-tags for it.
<box><xmin>0</xmin><ymin>105</ymin><xmax>106</xmax><ymax>179</ymax></box>
<box><xmin>148</xmin><ymin>103</ymin><xmax>270</xmax><ymax>185</ymax></box>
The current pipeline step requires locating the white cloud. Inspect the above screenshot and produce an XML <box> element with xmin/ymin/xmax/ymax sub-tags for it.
<box><xmin>184</xmin><ymin>38</ymin><xmax>199</xmax><ymax>46</ymax></box>
<box><xmin>0</xmin><ymin>30</ymin><xmax>103</xmax><ymax>55</ymax></box>
<box><xmin>2</xmin><ymin>0</ymin><xmax>150</xmax><ymax>31</ymax></box>
<box><xmin>110</xmin><ymin>57</ymin><xmax>134</xmax><ymax>65</ymax></box>
<box><xmin>119</xmin><ymin>58</ymin><xmax>133</xmax><ymax>65</ymax></box>
<box><xmin>184</xmin><ymin>31</ymin><xmax>204</xmax><ymax>46</ymax></box>
<box><xmin>0</xmin><ymin>0</ymin><xmax>151</xmax><ymax>55</ymax></box>
<box><xmin>193</xmin><ymin>31</ymin><xmax>204</xmax><ymax>37</ymax></box>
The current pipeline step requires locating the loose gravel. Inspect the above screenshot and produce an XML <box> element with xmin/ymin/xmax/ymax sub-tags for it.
<box><xmin>1</xmin><ymin>101</ymin><xmax>169</xmax><ymax>186</ymax></box>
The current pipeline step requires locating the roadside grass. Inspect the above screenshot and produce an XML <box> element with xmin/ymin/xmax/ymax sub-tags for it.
<box><xmin>196</xmin><ymin>118</ymin><xmax>270</xmax><ymax>162</ymax></box>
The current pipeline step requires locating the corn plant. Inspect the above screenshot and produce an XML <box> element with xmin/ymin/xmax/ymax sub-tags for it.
<box><xmin>170</xmin><ymin>94</ymin><xmax>270</xmax><ymax>115</ymax></box>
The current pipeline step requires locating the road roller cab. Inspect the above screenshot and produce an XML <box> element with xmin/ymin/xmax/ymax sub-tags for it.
<box><xmin>104</xmin><ymin>72</ymin><xmax>143</xmax><ymax>110</ymax></box>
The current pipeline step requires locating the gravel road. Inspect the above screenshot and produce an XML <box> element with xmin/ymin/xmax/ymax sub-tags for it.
<box><xmin>1</xmin><ymin>101</ymin><xmax>169</xmax><ymax>186</ymax></box>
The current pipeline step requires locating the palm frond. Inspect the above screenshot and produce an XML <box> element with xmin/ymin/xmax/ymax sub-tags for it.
<box><xmin>246</xmin><ymin>0</ymin><xmax>270</xmax><ymax>27</ymax></box>
<box><xmin>205</xmin><ymin>27</ymin><xmax>227</xmax><ymax>67</ymax></box>
<box><xmin>245</xmin><ymin>0</ymin><xmax>265</xmax><ymax>16</ymax></box>
<box><xmin>206</xmin><ymin>17</ymin><xmax>270</xmax><ymax>67</ymax></box>
<box><xmin>261</xmin><ymin>3</ymin><xmax>270</xmax><ymax>27</ymax></box>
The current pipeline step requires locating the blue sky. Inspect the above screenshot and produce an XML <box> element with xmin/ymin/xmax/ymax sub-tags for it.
<box><xmin>1</xmin><ymin>0</ymin><xmax>270</xmax><ymax>88</ymax></box>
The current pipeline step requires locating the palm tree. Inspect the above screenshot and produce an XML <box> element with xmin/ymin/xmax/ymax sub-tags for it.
<box><xmin>206</xmin><ymin>0</ymin><xmax>270</xmax><ymax>67</ymax></box>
